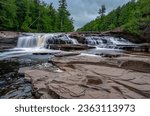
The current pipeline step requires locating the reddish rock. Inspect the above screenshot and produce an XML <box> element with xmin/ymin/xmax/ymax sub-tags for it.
<box><xmin>25</xmin><ymin>53</ymin><xmax>150</xmax><ymax>99</ymax></box>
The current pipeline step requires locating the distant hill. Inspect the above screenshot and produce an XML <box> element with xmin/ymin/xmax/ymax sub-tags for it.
<box><xmin>77</xmin><ymin>0</ymin><xmax>150</xmax><ymax>42</ymax></box>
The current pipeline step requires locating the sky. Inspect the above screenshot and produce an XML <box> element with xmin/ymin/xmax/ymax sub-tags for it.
<box><xmin>43</xmin><ymin>0</ymin><xmax>131</xmax><ymax>30</ymax></box>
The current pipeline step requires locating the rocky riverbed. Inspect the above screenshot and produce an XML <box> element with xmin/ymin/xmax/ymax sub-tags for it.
<box><xmin>0</xmin><ymin>31</ymin><xmax>150</xmax><ymax>99</ymax></box>
<box><xmin>0</xmin><ymin>59</ymin><xmax>33</xmax><ymax>99</ymax></box>
<box><xmin>24</xmin><ymin>52</ymin><xmax>150</xmax><ymax>99</ymax></box>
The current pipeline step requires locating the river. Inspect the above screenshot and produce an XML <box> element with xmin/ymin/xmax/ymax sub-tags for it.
<box><xmin>0</xmin><ymin>33</ymin><xmax>150</xmax><ymax>99</ymax></box>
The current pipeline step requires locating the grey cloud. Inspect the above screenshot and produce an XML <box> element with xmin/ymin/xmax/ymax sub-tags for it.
<box><xmin>43</xmin><ymin>0</ymin><xmax>131</xmax><ymax>30</ymax></box>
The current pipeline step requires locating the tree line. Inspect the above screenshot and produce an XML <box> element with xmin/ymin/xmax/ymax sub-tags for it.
<box><xmin>78</xmin><ymin>0</ymin><xmax>150</xmax><ymax>35</ymax></box>
<box><xmin>0</xmin><ymin>0</ymin><xmax>74</xmax><ymax>32</ymax></box>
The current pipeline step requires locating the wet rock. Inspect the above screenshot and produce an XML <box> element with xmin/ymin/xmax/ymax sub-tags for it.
<box><xmin>18</xmin><ymin>67</ymin><xmax>32</xmax><ymax>77</ymax></box>
<box><xmin>69</xmin><ymin>32</ymin><xmax>86</xmax><ymax>44</ymax></box>
<box><xmin>54</xmin><ymin>52</ymin><xmax>80</xmax><ymax>57</ymax></box>
<box><xmin>97</xmin><ymin>53</ymin><xmax>121</xmax><ymax>58</ymax></box>
<box><xmin>48</xmin><ymin>44</ymin><xmax>95</xmax><ymax>51</ymax></box>
<box><xmin>0</xmin><ymin>78</ymin><xmax>33</xmax><ymax>99</ymax></box>
<box><xmin>0</xmin><ymin>59</ymin><xmax>34</xmax><ymax>99</ymax></box>
<box><xmin>0</xmin><ymin>60</ymin><xmax>19</xmax><ymax>79</ymax></box>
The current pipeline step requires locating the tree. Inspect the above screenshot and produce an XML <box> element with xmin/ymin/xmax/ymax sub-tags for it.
<box><xmin>78</xmin><ymin>0</ymin><xmax>150</xmax><ymax>36</ymax></box>
<box><xmin>0</xmin><ymin>0</ymin><xmax>17</xmax><ymax>30</ymax></box>
<box><xmin>48</xmin><ymin>3</ymin><xmax>57</xmax><ymax>32</ymax></box>
<box><xmin>0</xmin><ymin>0</ymin><xmax>74</xmax><ymax>32</ymax></box>
<box><xmin>98</xmin><ymin>5</ymin><xmax>106</xmax><ymax>17</ymax></box>
<box><xmin>57</xmin><ymin>0</ymin><xmax>74</xmax><ymax>32</ymax></box>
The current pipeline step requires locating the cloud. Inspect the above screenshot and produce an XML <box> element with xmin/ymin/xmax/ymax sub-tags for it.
<box><xmin>43</xmin><ymin>0</ymin><xmax>131</xmax><ymax>30</ymax></box>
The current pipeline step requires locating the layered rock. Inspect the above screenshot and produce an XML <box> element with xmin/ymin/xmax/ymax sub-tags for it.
<box><xmin>0</xmin><ymin>31</ymin><xmax>21</xmax><ymax>50</ymax></box>
<box><xmin>25</xmin><ymin>53</ymin><xmax>150</xmax><ymax>99</ymax></box>
<box><xmin>47</xmin><ymin>44</ymin><xmax>95</xmax><ymax>51</ymax></box>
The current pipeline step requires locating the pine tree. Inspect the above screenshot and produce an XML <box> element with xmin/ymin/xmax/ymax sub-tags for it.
<box><xmin>98</xmin><ymin>5</ymin><xmax>106</xmax><ymax>17</ymax></box>
<box><xmin>0</xmin><ymin>0</ymin><xmax>17</xmax><ymax>30</ymax></box>
<box><xmin>58</xmin><ymin>0</ymin><xmax>74</xmax><ymax>32</ymax></box>
<box><xmin>0</xmin><ymin>0</ymin><xmax>74</xmax><ymax>32</ymax></box>
<box><xmin>48</xmin><ymin>3</ymin><xmax>57</xmax><ymax>32</ymax></box>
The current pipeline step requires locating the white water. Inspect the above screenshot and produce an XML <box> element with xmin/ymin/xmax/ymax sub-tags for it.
<box><xmin>17</xmin><ymin>34</ymin><xmax>132</xmax><ymax>49</ymax></box>
<box><xmin>0</xmin><ymin>33</ymin><xmax>80</xmax><ymax>60</ymax></box>
<box><xmin>85</xmin><ymin>36</ymin><xmax>133</xmax><ymax>46</ymax></box>
<box><xmin>17</xmin><ymin>33</ymin><xmax>79</xmax><ymax>48</ymax></box>
<box><xmin>0</xmin><ymin>48</ymin><xmax>60</xmax><ymax>60</ymax></box>
<box><xmin>17</xmin><ymin>36</ymin><xmax>37</xmax><ymax>48</ymax></box>
<box><xmin>0</xmin><ymin>33</ymin><xmax>135</xmax><ymax>60</ymax></box>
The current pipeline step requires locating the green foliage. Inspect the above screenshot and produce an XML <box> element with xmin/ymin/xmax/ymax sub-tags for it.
<box><xmin>0</xmin><ymin>0</ymin><xmax>74</xmax><ymax>32</ymax></box>
<box><xmin>78</xmin><ymin>0</ymin><xmax>150</xmax><ymax>35</ymax></box>
<box><xmin>0</xmin><ymin>0</ymin><xmax>17</xmax><ymax>29</ymax></box>
<box><xmin>57</xmin><ymin>0</ymin><xmax>74</xmax><ymax>32</ymax></box>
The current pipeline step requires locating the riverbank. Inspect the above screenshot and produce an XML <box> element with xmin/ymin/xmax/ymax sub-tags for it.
<box><xmin>24</xmin><ymin>52</ymin><xmax>150</xmax><ymax>99</ymax></box>
<box><xmin>0</xmin><ymin>31</ymin><xmax>150</xmax><ymax>99</ymax></box>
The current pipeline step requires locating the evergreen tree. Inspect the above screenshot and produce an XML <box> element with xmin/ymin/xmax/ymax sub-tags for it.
<box><xmin>98</xmin><ymin>5</ymin><xmax>106</xmax><ymax>17</ymax></box>
<box><xmin>58</xmin><ymin>0</ymin><xmax>74</xmax><ymax>32</ymax></box>
<box><xmin>0</xmin><ymin>0</ymin><xmax>17</xmax><ymax>30</ymax></box>
<box><xmin>0</xmin><ymin>0</ymin><xmax>74</xmax><ymax>32</ymax></box>
<box><xmin>48</xmin><ymin>3</ymin><xmax>57</xmax><ymax>32</ymax></box>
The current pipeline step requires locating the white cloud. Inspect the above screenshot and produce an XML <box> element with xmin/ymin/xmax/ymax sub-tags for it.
<box><xmin>43</xmin><ymin>0</ymin><xmax>131</xmax><ymax>30</ymax></box>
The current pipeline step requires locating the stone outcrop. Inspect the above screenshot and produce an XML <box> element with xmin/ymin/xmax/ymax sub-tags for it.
<box><xmin>47</xmin><ymin>44</ymin><xmax>95</xmax><ymax>51</ymax></box>
<box><xmin>69</xmin><ymin>32</ymin><xmax>86</xmax><ymax>44</ymax></box>
<box><xmin>0</xmin><ymin>31</ymin><xmax>21</xmax><ymax>50</ymax></box>
<box><xmin>25</xmin><ymin>53</ymin><xmax>150</xmax><ymax>99</ymax></box>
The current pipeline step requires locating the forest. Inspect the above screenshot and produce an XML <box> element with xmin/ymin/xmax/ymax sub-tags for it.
<box><xmin>0</xmin><ymin>0</ymin><xmax>74</xmax><ymax>32</ymax></box>
<box><xmin>78</xmin><ymin>0</ymin><xmax>150</xmax><ymax>35</ymax></box>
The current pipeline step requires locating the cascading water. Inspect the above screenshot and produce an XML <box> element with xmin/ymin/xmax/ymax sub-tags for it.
<box><xmin>17</xmin><ymin>36</ymin><xmax>37</xmax><ymax>48</ymax></box>
<box><xmin>0</xmin><ymin>33</ymin><xmax>136</xmax><ymax>61</ymax></box>
<box><xmin>17</xmin><ymin>34</ymin><xmax>79</xmax><ymax>49</ymax></box>
<box><xmin>85</xmin><ymin>37</ymin><xmax>103</xmax><ymax>45</ymax></box>
<box><xmin>0</xmin><ymin>33</ymin><xmax>81</xmax><ymax>60</ymax></box>
<box><xmin>71</xmin><ymin>38</ymin><xmax>79</xmax><ymax>44</ymax></box>
<box><xmin>45</xmin><ymin>34</ymin><xmax>79</xmax><ymax>45</ymax></box>
<box><xmin>84</xmin><ymin>36</ymin><xmax>136</xmax><ymax>56</ymax></box>
<box><xmin>17</xmin><ymin>35</ymin><xmax>48</xmax><ymax>48</ymax></box>
<box><xmin>85</xmin><ymin>36</ymin><xmax>134</xmax><ymax>49</ymax></box>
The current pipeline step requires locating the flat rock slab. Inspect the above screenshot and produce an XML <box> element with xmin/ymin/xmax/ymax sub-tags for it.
<box><xmin>25</xmin><ymin>54</ymin><xmax>150</xmax><ymax>99</ymax></box>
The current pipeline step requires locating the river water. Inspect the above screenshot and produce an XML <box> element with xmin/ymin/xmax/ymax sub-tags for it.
<box><xmin>0</xmin><ymin>33</ymin><xmax>138</xmax><ymax>98</ymax></box>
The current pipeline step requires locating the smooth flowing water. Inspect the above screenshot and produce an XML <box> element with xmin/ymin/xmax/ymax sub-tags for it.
<box><xmin>0</xmin><ymin>33</ymin><xmax>136</xmax><ymax>98</ymax></box>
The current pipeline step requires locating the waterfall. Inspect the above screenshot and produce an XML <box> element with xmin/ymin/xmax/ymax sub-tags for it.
<box><xmin>17</xmin><ymin>35</ymin><xmax>50</xmax><ymax>48</ymax></box>
<box><xmin>85</xmin><ymin>36</ymin><xmax>133</xmax><ymax>46</ymax></box>
<box><xmin>85</xmin><ymin>37</ymin><xmax>103</xmax><ymax>45</ymax></box>
<box><xmin>17</xmin><ymin>34</ymin><xmax>79</xmax><ymax>48</ymax></box>
<box><xmin>37</xmin><ymin>35</ymin><xmax>45</xmax><ymax>47</ymax></box>
<box><xmin>45</xmin><ymin>34</ymin><xmax>79</xmax><ymax>45</ymax></box>
<box><xmin>17</xmin><ymin>36</ymin><xmax>37</xmax><ymax>48</ymax></box>
<box><xmin>71</xmin><ymin>38</ymin><xmax>79</xmax><ymax>44</ymax></box>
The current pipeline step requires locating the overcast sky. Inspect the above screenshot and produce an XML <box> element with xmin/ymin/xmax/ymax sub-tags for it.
<box><xmin>43</xmin><ymin>0</ymin><xmax>131</xmax><ymax>30</ymax></box>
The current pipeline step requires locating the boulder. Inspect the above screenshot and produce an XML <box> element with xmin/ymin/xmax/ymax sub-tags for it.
<box><xmin>69</xmin><ymin>32</ymin><xmax>86</xmax><ymax>44</ymax></box>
